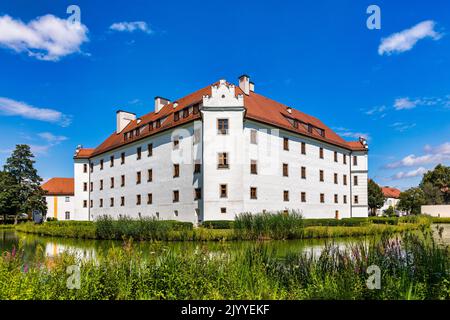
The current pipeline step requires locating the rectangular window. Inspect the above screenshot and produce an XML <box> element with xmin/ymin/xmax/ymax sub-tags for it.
<box><xmin>218</xmin><ymin>152</ymin><xmax>229</xmax><ymax>169</ymax></box>
<box><xmin>183</xmin><ymin>108</ymin><xmax>189</xmax><ymax>118</ymax></box>
<box><xmin>173</xmin><ymin>164</ymin><xmax>180</xmax><ymax>178</ymax></box>
<box><xmin>250</xmin><ymin>187</ymin><xmax>257</xmax><ymax>199</ymax></box>
<box><xmin>194</xmin><ymin>162</ymin><xmax>201</xmax><ymax>174</ymax></box>
<box><xmin>83</xmin><ymin>182</ymin><xmax>87</xmax><ymax>192</ymax></box>
<box><xmin>100</xmin><ymin>159</ymin><xmax>104</xmax><ymax>170</ymax></box>
<box><xmin>121</xmin><ymin>196</ymin><xmax>125</xmax><ymax>207</ymax></box>
<box><xmin>194</xmin><ymin>188</ymin><xmax>201</xmax><ymax>200</ymax></box>
<box><xmin>343</xmin><ymin>195</ymin><xmax>347</xmax><ymax>204</ymax></box>
<box><xmin>83</xmin><ymin>164</ymin><xmax>87</xmax><ymax>173</ymax></box>
<box><xmin>301</xmin><ymin>142</ymin><xmax>306</xmax><ymax>155</ymax></box>
<box><xmin>147</xmin><ymin>193</ymin><xmax>152</xmax><ymax>204</ymax></box>
<box><xmin>343</xmin><ymin>154</ymin><xmax>347</xmax><ymax>164</ymax></box>
<box><xmin>250</xmin><ymin>129</ymin><xmax>257</xmax><ymax>144</ymax></box>
<box><xmin>110</xmin><ymin>177</ymin><xmax>114</xmax><ymax>188</ymax></box>
<box><xmin>343</xmin><ymin>175</ymin><xmax>347</xmax><ymax>185</ymax></box>
<box><xmin>136</xmin><ymin>194</ymin><xmax>141</xmax><ymax>205</ymax></box>
<box><xmin>301</xmin><ymin>166</ymin><xmax>306</xmax><ymax>179</ymax></box>
<box><xmin>283</xmin><ymin>163</ymin><xmax>289</xmax><ymax>177</ymax></box>
<box><xmin>121</xmin><ymin>175</ymin><xmax>125</xmax><ymax>187</ymax></box>
<box><xmin>65</xmin><ymin>196</ymin><xmax>70</xmax><ymax>202</ymax></box>
<box><xmin>217</xmin><ymin>119</ymin><xmax>229</xmax><ymax>134</ymax></box>
<box><xmin>121</xmin><ymin>152</ymin><xmax>125</xmax><ymax>164</ymax></box>
<box><xmin>110</xmin><ymin>197</ymin><xmax>114</xmax><ymax>207</ymax></box>
<box><xmin>334</xmin><ymin>194</ymin><xmax>338</xmax><ymax>204</ymax></box>
<box><xmin>319</xmin><ymin>170</ymin><xmax>324</xmax><ymax>182</ymax></box>
<box><xmin>147</xmin><ymin>143</ymin><xmax>153</xmax><ymax>157</ymax></box>
<box><xmin>319</xmin><ymin>148</ymin><xmax>324</xmax><ymax>159</ymax></box>
<box><xmin>250</xmin><ymin>160</ymin><xmax>257</xmax><ymax>174</ymax></box>
<box><xmin>283</xmin><ymin>190</ymin><xmax>289</xmax><ymax>202</ymax></box>
<box><xmin>90</xmin><ymin>163</ymin><xmax>93</xmax><ymax>173</ymax></box>
<box><xmin>90</xmin><ymin>200</ymin><xmax>93</xmax><ymax>208</ymax></box>
<box><xmin>173</xmin><ymin>190</ymin><xmax>179</xmax><ymax>202</ymax></box>
<box><xmin>354</xmin><ymin>175</ymin><xmax>358</xmax><ymax>186</ymax></box>
<box><xmin>221</xmin><ymin>207</ymin><xmax>227</xmax><ymax>214</ymax></box>
<box><xmin>65</xmin><ymin>212</ymin><xmax>70</xmax><ymax>220</ymax></box>
<box><xmin>174</xmin><ymin>111</ymin><xmax>180</xmax><ymax>121</ymax></box>
<box><xmin>320</xmin><ymin>193</ymin><xmax>325</xmax><ymax>203</ymax></box>
<box><xmin>99</xmin><ymin>198</ymin><xmax>103</xmax><ymax>207</ymax></box>
<box><xmin>334</xmin><ymin>151</ymin><xmax>338</xmax><ymax>162</ymax></box>
<box><xmin>147</xmin><ymin>169</ymin><xmax>152</xmax><ymax>182</ymax></box>
<box><xmin>90</xmin><ymin>182</ymin><xmax>93</xmax><ymax>192</ymax></box>
<box><xmin>354</xmin><ymin>195</ymin><xmax>359</xmax><ymax>204</ymax></box>
<box><xmin>353</xmin><ymin>156</ymin><xmax>358</xmax><ymax>166</ymax></box>
<box><xmin>100</xmin><ymin>179</ymin><xmax>103</xmax><ymax>190</ymax></box>
<box><xmin>220</xmin><ymin>184</ymin><xmax>227</xmax><ymax>198</ymax></box>
<box><xmin>137</xmin><ymin>147</ymin><xmax>142</xmax><ymax>160</ymax></box>
<box><xmin>136</xmin><ymin>171</ymin><xmax>141</xmax><ymax>184</ymax></box>
<box><xmin>301</xmin><ymin>192</ymin><xmax>306</xmax><ymax>203</ymax></box>
<box><xmin>334</xmin><ymin>173</ymin><xmax>338</xmax><ymax>184</ymax></box>
<box><xmin>283</xmin><ymin>137</ymin><xmax>289</xmax><ymax>150</ymax></box>
<box><xmin>110</xmin><ymin>155</ymin><xmax>114</xmax><ymax>167</ymax></box>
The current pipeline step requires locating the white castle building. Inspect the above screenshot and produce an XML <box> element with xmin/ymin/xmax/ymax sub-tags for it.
<box><xmin>71</xmin><ymin>75</ymin><xmax>368</xmax><ymax>223</ymax></box>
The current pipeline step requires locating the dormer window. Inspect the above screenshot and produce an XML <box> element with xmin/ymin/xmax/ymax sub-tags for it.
<box><xmin>155</xmin><ymin>119</ymin><xmax>161</xmax><ymax>128</ymax></box>
<box><xmin>193</xmin><ymin>104</ymin><xmax>200</xmax><ymax>114</ymax></box>
<box><xmin>293</xmin><ymin>120</ymin><xmax>299</xmax><ymax>129</ymax></box>
<box><xmin>174</xmin><ymin>112</ymin><xmax>180</xmax><ymax>121</ymax></box>
<box><xmin>183</xmin><ymin>108</ymin><xmax>189</xmax><ymax>118</ymax></box>
<box><xmin>307</xmin><ymin>124</ymin><xmax>313</xmax><ymax>133</ymax></box>
<box><xmin>149</xmin><ymin>122</ymin><xmax>154</xmax><ymax>131</ymax></box>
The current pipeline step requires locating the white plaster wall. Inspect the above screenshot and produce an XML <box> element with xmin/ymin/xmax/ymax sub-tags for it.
<box><xmin>45</xmin><ymin>195</ymin><xmax>74</xmax><ymax>220</ymax></box>
<box><xmin>421</xmin><ymin>205</ymin><xmax>450</xmax><ymax>217</ymax></box>
<box><xmin>74</xmin><ymin>159</ymin><xmax>90</xmax><ymax>221</ymax></box>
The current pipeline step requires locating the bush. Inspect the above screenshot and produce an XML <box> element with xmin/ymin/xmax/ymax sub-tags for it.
<box><xmin>202</xmin><ymin>220</ymin><xmax>234</xmax><ymax>229</ymax></box>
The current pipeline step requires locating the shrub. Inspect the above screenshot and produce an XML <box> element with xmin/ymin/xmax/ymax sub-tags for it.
<box><xmin>202</xmin><ymin>220</ymin><xmax>234</xmax><ymax>229</ymax></box>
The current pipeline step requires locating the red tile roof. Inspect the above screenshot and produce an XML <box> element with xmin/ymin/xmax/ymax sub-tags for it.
<box><xmin>80</xmin><ymin>80</ymin><xmax>367</xmax><ymax>158</ymax></box>
<box><xmin>42</xmin><ymin>177</ymin><xmax>74</xmax><ymax>196</ymax></box>
<box><xmin>382</xmin><ymin>187</ymin><xmax>401</xmax><ymax>199</ymax></box>
<box><xmin>74</xmin><ymin>148</ymin><xmax>94</xmax><ymax>159</ymax></box>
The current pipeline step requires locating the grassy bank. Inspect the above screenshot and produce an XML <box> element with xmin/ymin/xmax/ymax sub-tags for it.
<box><xmin>0</xmin><ymin>229</ymin><xmax>448</xmax><ymax>299</ymax></box>
<box><xmin>0</xmin><ymin>224</ymin><xmax>15</xmax><ymax>230</ymax></box>
<box><xmin>14</xmin><ymin>214</ymin><xmax>431</xmax><ymax>241</ymax></box>
<box><xmin>432</xmin><ymin>217</ymin><xmax>450</xmax><ymax>224</ymax></box>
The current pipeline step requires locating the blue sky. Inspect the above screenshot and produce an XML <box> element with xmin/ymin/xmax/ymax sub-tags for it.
<box><xmin>0</xmin><ymin>0</ymin><xmax>449</xmax><ymax>190</ymax></box>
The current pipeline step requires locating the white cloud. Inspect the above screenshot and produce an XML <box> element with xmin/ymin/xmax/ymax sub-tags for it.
<box><xmin>394</xmin><ymin>97</ymin><xmax>417</xmax><ymax>110</ymax></box>
<box><xmin>392</xmin><ymin>167</ymin><xmax>428</xmax><ymax>180</ymax></box>
<box><xmin>385</xmin><ymin>142</ymin><xmax>450</xmax><ymax>169</ymax></box>
<box><xmin>0</xmin><ymin>14</ymin><xmax>89</xmax><ymax>61</ymax></box>
<box><xmin>0</xmin><ymin>97</ymin><xmax>72</xmax><ymax>126</ymax></box>
<box><xmin>365</xmin><ymin>105</ymin><xmax>386</xmax><ymax>115</ymax></box>
<box><xmin>394</xmin><ymin>96</ymin><xmax>450</xmax><ymax>111</ymax></box>
<box><xmin>333</xmin><ymin>127</ymin><xmax>371</xmax><ymax>141</ymax></box>
<box><xmin>38</xmin><ymin>132</ymin><xmax>68</xmax><ymax>143</ymax></box>
<box><xmin>390</xmin><ymin>122</ymin><xmax>416</xmax><ymax>132</ymax></box>
<box><xmin>378</xmin><ymin>20</ymin><xmax>442</xmax><ymax>55</ymax></box>
<box><xmin>110</xmin><ymin>21</ymin><xmax>151</xmax><ymax>34</ymax></box>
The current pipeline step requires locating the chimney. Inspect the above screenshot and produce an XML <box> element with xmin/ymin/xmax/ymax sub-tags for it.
<box><xmin>116</xmin><ymin>110</ymin><xmax>136</xmax><ymax>133</ymax></box>
<box><xmin>238</xmin><ymin>74</ymin><xmax>250</xmax><ymax>95</ymax></box>
<box><xmin>154</xmin><ymin>96</ymin><xmax>170</xmax><ymax>113</ymax></box>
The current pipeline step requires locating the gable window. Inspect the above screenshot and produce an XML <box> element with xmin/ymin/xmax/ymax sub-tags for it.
<box><xmin>220</xmin><ymin>184</ymin><xmax>227</xmax><ymax>198</ymax></box>
<box><xmin>173</xmin><ymin>190</ymin><xmax>179</xmax><ymax>202</ymax></box>
<box><xmin>334</xmin><ymin>151</ymin><xmax>338</xmax><ymax>162</ymax></box>
<box><xmin>136</xmin><ymin>171</ymin><xmax>141</xmax><ymax>184</ymax></box>
<box><xmin>301</xmin><ymin>166</ymin><xmax>306</xmax><ymax>179</ymax></box>
<box><xmin>147</xmin><ymin>193</ymin><xmax>152</xmax><ymax>204</ymax></box>
<box><xmin>110</xmin><ymin>177</ymin><xmax>114</xmax><ymax>188</ymax></box>
<box><xmin>353</xmin><ymin>156</ymin><xmax>358</xmax><ymax>166</ymax></box>
<box><xmin>301</xmin><ymin>192</ymin><xmax>306</xmax><ymax>203</ymax></box>
<box><xmin>283</xmin><ymin>163</ymin><xmax>289</xmax><ymax>177</ymax></box>
<box><xmin>121</xmin><ymin>196</ymin><xmax>125</xmax><ymax>207</ymax></box>
<box><xmin>319</xmin><ymin>148</ymin><xmax>324</xmax><ymax>159</ymax></box>
<box><xmin>147</xmin><ymin>169</ymin><xmax>153</xmax><ymax>182</ymax></box>
<box><xmin>319</xmin><ymin>170</ymin><xmax>324</xmax><ymax>182</ymax></box>
<box><xmin>218</xmin><ymin>152</ymin><xmax>229</xmax><ymax>169</ymax></box>
<box><xmin>173</xmin><ymin>164</ymin><xmax>180</xmax><ymax>178</ymax></box>
<box><xmin>100</xmin><ymin>159</ymin><xmax>104</xmax><ymax>170</ymax></box>
<box><xmin>250</xmin><ymin>160</ymin><xmax>257</xmax><ymax>174</ymax></box>
<box><xmin>301</xmin><ymin>142</ymin><xmax>306</xmax><ymax>155</ymax></box>
<box><xmin>110</xmin><ymin>155</ymin><xmax>114</xmax><ymax>167</ymax></box>
<box><xmin>121</xmin><ymin>175</ymin><xmax>125</xmax><ymax>187</ymax></box>
<box><xmin>250</xmin><ymin>187</ymin><xmax>257</xmax><ymax>200</ymax></box>
<box><xmin>283</xmin><ymin>137</ymin><xmax>289</xmax><ymax>150</ymax></box>
<box><xmin>137</xmin><ymin>147</ymin><xmax>142</xmax><ymax>160</ymax></box>
<box><xmin>147</xmin><ymin>143</ymin><xmax>153</xmax><ymax>157</ymax></box>
<box><xmin>194</xmin><ymin>188</ymin><xmax>201</xmax><ymax>200</ymax></box>
<box><xmin>121</xmin><ymin>152</ymin><xmax>125</xmax><ymax>164</ymax></box>
<box><xmin>283</xmin><ymin>190</ymin><xmax>289</xmax><ymax>202</ymax></box>
<box><xmin>217</xmin><ymin>119</ymin><xmax>229</xmax><ymax>135</ymax></box>
<box><xmin>354</xmin><ymin>175</ymin><xmax>358</xmax><ymax>186</ymax></box>
<box><xmin>136</xmin><ymin>195</ymin><xmax>141</xmax><ymax>205</ymax></box>
<box><xmin>320</xmin><ymin>193</ymin><xmax>325</xmax><ymax>203</ymax></box>
<box><xmin>250</xmin><ymin>129</ymin><xmax>257</xmax><ymax>144</ymax></box>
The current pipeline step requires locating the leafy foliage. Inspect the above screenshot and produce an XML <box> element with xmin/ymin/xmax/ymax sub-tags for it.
<box><xmin>368</xmin><ymin>179</ymin><xmax>385</xmax><ymax>216</ymax></box>
<box><xmin>398</xmin><ymin>187</ymin><xmax>427</xmax><ymax>215</ymax></box>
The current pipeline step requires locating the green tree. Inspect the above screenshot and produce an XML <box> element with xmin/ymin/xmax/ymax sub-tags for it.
<box><xmin>368</xmin><ymin>179</ymin><xmax>385</xmax><ymax>216</ymax></box>
<box><xmin>420</xmin><ymin>164</ymin><xmax>450</xmax><ymax>204</ymax></box>
<box><xmin>383</xmin><ymin>205</ymin><xmax>396</xmax><ymax>217</ymax></box>
<box><xmin>3</xmin><ymin>145</ymin><xmax>47</xmax><ymax>223</ymax></box>
<box><xmin>0</xmin><ymin>171</ymin><xmax>21</xmax><ymax>223</ymax></box>
<box><xmin>398</xmin><ymin>187</ymin><xmax>426</xmax><ymax>215</ymax></box>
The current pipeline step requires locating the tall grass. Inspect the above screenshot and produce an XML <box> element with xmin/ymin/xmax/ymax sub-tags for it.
<box><xmin>0</xmin><ymin>229</ymin><xmax>448</xmax><ymax>299</ymax></box>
